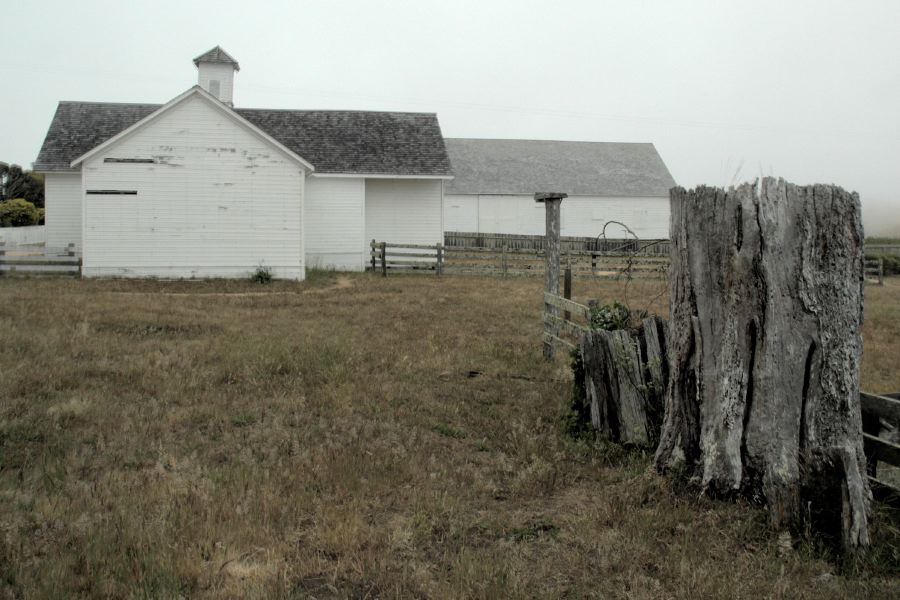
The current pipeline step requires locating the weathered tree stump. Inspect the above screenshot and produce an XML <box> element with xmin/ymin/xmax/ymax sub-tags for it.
<box><xmin>581</xmin><ymin>317</ymin><xmax>668</xmax><ymax>447</ymax></box>
<box><xmin>655</xmin><ymin>178</ymin><xmax>869</xmax><ymax>552</ymax></box>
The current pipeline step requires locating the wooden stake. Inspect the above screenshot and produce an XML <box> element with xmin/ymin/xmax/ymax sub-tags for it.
<box><xmin>536</xmin><ymin>192</ymin><xmax>567</xmax><ymax>359</ymax></box>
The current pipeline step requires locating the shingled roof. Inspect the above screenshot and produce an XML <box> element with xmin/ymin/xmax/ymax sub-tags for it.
<box><xmin>193</xmin><ymin>46</ymin><xmax>240</xmax><ymax>70</ymax></box>
<box><xmin>34</xmin><ymin>101</ymin><xmax>453</xmax><ymax>176</ymax></box>
<box><xmin>444</xmin><ymin>138</ymin><xmax>676</xmax><ymax>197</ymax></box>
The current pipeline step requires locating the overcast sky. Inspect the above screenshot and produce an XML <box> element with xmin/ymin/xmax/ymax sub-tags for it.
<box><xmin>2</xmin><ymin>0</ymin><xmax>898</xmax><ymax>234</ymax></box>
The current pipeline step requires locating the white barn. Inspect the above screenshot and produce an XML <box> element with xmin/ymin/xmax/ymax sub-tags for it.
<box><xmin>443</xmin><ymin>138</ymin><xmax>676</xmax><ymax>240</ymax></box>
<box><xmin>34</xmin><ymin>47</ymin><xmax>452</xmax><ymax>279</ymax></box>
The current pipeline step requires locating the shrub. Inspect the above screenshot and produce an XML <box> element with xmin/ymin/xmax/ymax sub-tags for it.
<box><xmin>251</xmin><ymin>265</ymin><xmax>273</xmax><ymax>284</ymax></box>
<box><xmin>589</xmin><ymin>301</ymin><xmax>631</xmax><ymax>331</ymax></box>
<box><xmin>0</xmin><ymin>198</ymin><xmax>41</xmax><ymax>227</ymax></box>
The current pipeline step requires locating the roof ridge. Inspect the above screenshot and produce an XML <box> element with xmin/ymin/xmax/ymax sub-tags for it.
<box><xmin>446</xmin><ymin>137</ymin><xmax>655</xmax><ymax>146</ymax></box>
<box><xmin>237</xmin><ymin>107</ymin><xmax>438</xmax><ymax>116</ymax></box>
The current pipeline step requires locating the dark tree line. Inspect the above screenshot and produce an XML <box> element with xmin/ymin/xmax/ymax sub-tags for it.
<box><xmin>0</xmin><ymin>163</ymin><xmax>44</xmax><ymax>207</ymax></box>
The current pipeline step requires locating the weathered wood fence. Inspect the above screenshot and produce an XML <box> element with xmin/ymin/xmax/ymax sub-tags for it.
<box><xmin>864</xmin><ymin>256</ymin><xmax>884</xmax><ymax>285</ymax></box>
<box><xmin>370</xmin><ymin>240</ymin><xmax>668</xmax><ymax>279</ymax></box>
<box><xmin>445</xmin><ymin>231</ymin><xmax>671</xmax><ymax>255</ymax></box>
<box><xmin>0</xmin><ymin>242</ymin><xmax>81</xmax><ymax>277</ymax></box>
<box><xmin>862</xmin><ymin>391</ymin><xmax>900</xmax><ymax>494</ymax></box>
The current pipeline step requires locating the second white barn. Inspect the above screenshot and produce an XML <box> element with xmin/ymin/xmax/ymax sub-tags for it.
<box><xmin>443</xmin><ymin>138</ymin><xmax>676</xmax><ymax>240</ymax></box>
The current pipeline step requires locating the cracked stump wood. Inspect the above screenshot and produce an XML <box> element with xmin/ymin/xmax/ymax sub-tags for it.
<box><xmin>655</xmin><ymin>178</ymin><xmax>869</xmax><ymax>553</ymax></box>
<box><xmin>537</xmin><ymin>193</ymin><xmax>567</xmax><ymax>359</ymax></box>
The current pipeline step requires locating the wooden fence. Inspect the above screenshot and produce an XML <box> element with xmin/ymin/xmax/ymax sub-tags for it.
<box><xmin>542</xmin><ymin>291</ymin><xmax>591</xmax><ymax>352</ymax></box>
<box><xmin>444</xmin><ymin>231</ymin><xmax>670</xmax><ymax>255</ymax></box>
<box><xmin>370</xmin><ymin>240</ymin><xmax>669</xmax><ymax>279</ymax></box>
<box><xmin>0</xmin><ymin>242</ymin><xmax>81</xmax><ymax>277</ymax></box>
<box><xmin>862</xmin><ymin>391</ymin><xmax>900</xmax><ymax>495</ymax></box>
<box><xmin>865</xmin><ymin>256</ymin><xmax>884</xmax><ymax>285</ymax></box>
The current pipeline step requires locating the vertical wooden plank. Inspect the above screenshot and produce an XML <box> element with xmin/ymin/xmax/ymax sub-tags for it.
<box><xmin>564</xmin><ymin>263</ymin><xmax>572</xmax><ymax>322</ymax></box>
<box><xmin>371</xmin><ymin>239</ymin><xmax>376</xmax><ymax>272</ymax></box>
<box><xmin>67</xmin><ymin>243</ymin><xmax>75</xmax><ymax>257</ymax></box>
<box><xmin>0</xmin><ymin>240</ymin><xmax>5</xmax><ymax>257</ymax></box>
<box><xmin>436</xmin><ymin>243</ymin><xmax>443</xmax><ymax>277</ymax></box>
<box><xmin>381</xmin><ymin>242</ymin><xmax>387</xmax><ymax>277</ymax></box>
<box><xmin>502</xmin><ymin>244</ymin><xmax>508</xmax><ymax>277</ymax></box>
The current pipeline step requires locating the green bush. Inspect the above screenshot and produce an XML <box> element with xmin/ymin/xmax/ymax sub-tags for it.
<box><xmin>251</xmin><ymin>265</ymin><xmax>273</xmax><ymax>284</ymax></box>
<box><xmin>0</xmin><ymin>198</ymin><xmax>41</xmax><ymax>227</ymax></box>
<box><xmin>589</xmin><ymin>301</ymin><xmax>632</xmax><ymax>331</ymax></box>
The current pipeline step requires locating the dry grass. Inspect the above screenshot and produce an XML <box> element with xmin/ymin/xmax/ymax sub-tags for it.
<box><xmin>0</xmin><ymin>273</ymin><xmax>898</xmax><ymax>599</ymax></box>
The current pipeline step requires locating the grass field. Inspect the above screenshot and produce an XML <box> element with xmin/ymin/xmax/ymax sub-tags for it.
<box><xmin>1</xmin><ymin>273</ymin><xmax>898</xmax><ymax>599</ymax></box>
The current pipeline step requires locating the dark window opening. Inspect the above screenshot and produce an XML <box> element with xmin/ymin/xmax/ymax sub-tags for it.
<box><xmin>104</xmin><ymin>158</ymin><xmax>155</xmax><ymax>164</ymax></box>
<box><xmin>86</xmin><ymin>190</ymin><xmax>138</xmax><ymax>195</ymax></box>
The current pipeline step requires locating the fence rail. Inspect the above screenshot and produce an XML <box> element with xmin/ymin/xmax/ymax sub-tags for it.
<box><xmin>0</xmin><ymin>242</ymin><xmax>81</xmax><ymax>277</ymax></box>
<box><xmin>370</xmin><ymin>240</ymin><xmax>668</xmax><ymax>279</ymax></box>
<box><xmin>444</xmin><ymin>231</ymin><xmax>670</xmax><ymax>255</ymax></box>
<box><xmin>862</xmin><ymin>391</ymin><xmax>900</xmax><ymax>494</ymax></box>
<box><xmin>865</xmin><ymin>256</ymin><xmax>884</xmax><ymax>285</ymax></box>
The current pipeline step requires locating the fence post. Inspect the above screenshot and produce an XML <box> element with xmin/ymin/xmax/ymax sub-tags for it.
<box><xmin>0</xmin><ymin>240</ymin><xmax>5</xmax><ymax>257</ymax></box>
<box><xmin>536</xmin><ymin>192</ymin><xmax>567</xmax><ymax>359</ymax></box>
<box><xmin>878</xmin><ymin>256</ymin><xmax>884</xmax><ymax>286</ymax></box>
<box><xmin>436</xmin><ymin>243</ymin><xmax>443</xmax><ymax>277</ymax></box>
<box><xmin>564</xmin><ymin>262</ymin><xmax>572</xmax><ymax>321</ymax></box>
<box><xmin>370</xmin><ymin>239</ymin><xmax>376</xmax><ymax>273</ymax></box>
<box><xmin>381</xmin><ymin>242</ymin><xmax>387</xmax><ymax>277</ymax></box>
<box><xmin>502</xmin><ymin>245</ymin><xmax>508</xmax><ymax>277</ymax></box>
<box><xmin>67</xmin><ymin>243</ymin><xmax>75</xmax><ymax>257</ymax></box>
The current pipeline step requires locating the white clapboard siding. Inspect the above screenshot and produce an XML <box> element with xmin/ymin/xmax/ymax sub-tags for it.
<box><xmin>198</xmin><ymin>62</ymin><xmax>236</xmax><ymax>105</ymax></box>
<box><xmin>44</xmin><ymin>172</ymin><xmax>83</xmax><ymax>249</ymax></box>
<box><xmin>365</xmin><ymin>179</ymin><xmax>443</xmax><ymax>248</ymax></box>
<box><xmin>442</xmin><ymin>194</ymin><xmax>670</xmax><ymax>239</ymax></box>
<box><xmin>0</xmin><ymin>225</ymin><xmax>47</xmax><ymax>246</ymax></box>
<box><xmin>81</xmin><ymin>94</ymin><xmax>305</xmax><ymax>279</ymax></box>
<box><xmin>305</xmin><ymin>176</ymin><xmax>366</xmax><ymax>270</ymax></box>
<box><xmin>443</xmin><ymin>194</ymin><xmax>479</xmax><ymax>233</ymax></box>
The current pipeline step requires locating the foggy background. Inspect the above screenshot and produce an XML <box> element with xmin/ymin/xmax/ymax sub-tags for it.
<box><xmin>2</xmin><ymin>0</ymin><xmax>897</xmax><ymax>235</ymax></box>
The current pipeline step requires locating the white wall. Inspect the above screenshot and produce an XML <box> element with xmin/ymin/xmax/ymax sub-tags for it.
<box><xmin>0</xmin><ymin>225</ymin><xmax>46</xmax><ymax>246</ymax></box>
<box><xmin>443</xmin><ymin>194</ymin><xmax>478</xmax><ymax>233</ymax></box>
<box><xmin>44</xmin><ymin>172</ymin><xmax>82</xmax><ymax>249</ymax></box>
<box><xmin>365</xmin><ymin>179</ymin><xmax>443</xmax><ymax>246</ymax></box>
<box><xmin>197</xmin><ymin>62</ymin><xmax>235</xmax><ymax>105</ymax></box>
<box><xmin>305</xmin><ymin>176</ymin><xmax>366</xmax><ymax>270</ymax></box>
<box><xmin>442</xmin><ymin>194</ymin><xmax>670</xmax><ymax>239</ymax></box>
<box><xmin>81</xmin><ymin>93</ymin><xmax>305</xmax><ymax>279</ymax></box>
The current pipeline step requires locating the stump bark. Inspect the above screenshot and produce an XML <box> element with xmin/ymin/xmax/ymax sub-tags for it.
<box><xmin>655</xmin><ymin>178</ymin><xmax>869</xmax><ymax>552</ymax></box>
<box><xmin>582</xmin><ymin>317</ymin><xmax>668</xmax><ymax>447</ymax></box>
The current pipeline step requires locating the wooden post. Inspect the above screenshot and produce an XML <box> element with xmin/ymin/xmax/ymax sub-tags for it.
<box><xmin>563</xmin><ymin>262</ymin><xmax>572</xmax><ymax>322</ymax></box>
<box><xmin>878</xmin><ymin>256</ymin><xmax>884</xmax><ymax>286</ymax></box>
<box><xmin>501</xmin><ymin>245</ymin><xmax>508</xmax><ymax>277</ymax></box>
<box><xmin>370</xmin><ymin>239</ymin><xmax>376</xmax><ymax>273</ymax></box>
<box><xmin>67</xmin><ymin>243</ymin><xmax>75</xmax><ymax>257</ymax></box>
<box><xmin>0</xmin><ymin>240</ymin><xmax>5</xmax><ymax>257</ymax></box>
<box><xmin>381</xmin><ymin>242</ymin><xmax>387</xmax><ymax>277</ymax></box>
<box><xmin>436</xmin><ymin>243</ymin><xmax>443</xmax><ymax>277</ymax></box>
<box><xmin>536</xmin><ymin>192</ymin><xmax>567</xmax><ymax>359</ymax></box>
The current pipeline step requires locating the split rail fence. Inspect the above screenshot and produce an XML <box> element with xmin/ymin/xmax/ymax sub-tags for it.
<box><xmin>370</xmin><ymin>240</ymin><xmax>669</xmax><ymax>279</ymax></box>
<box><xmin>0</xmin><ymin>242</ymin><xmax>81</xmax><ymax>277</ymax></box>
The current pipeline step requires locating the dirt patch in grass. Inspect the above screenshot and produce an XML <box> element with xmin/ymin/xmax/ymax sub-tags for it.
<box><xmin>0</xmin><ymin>274</ymin><xmax>897</xmax><ymax>599</ymax></box>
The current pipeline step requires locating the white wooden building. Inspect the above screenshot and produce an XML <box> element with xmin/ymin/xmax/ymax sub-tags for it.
<box><xmin>443</xmin><ymin>138</ymin><xmax>676</xmax><ymax>240</ymax></box>
<box><xmin>34</xmin><ymin>47</ymin><xmax>451</xmax><ymax>279</ymax></box>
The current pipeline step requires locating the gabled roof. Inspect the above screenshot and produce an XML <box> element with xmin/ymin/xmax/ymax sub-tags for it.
<box><xmin>69</xmin><ymin>87</ymin><xmax>314</xmax><ymax>171</ymax></box>
<box><xmin>35</xmin><ymin>98</ymin><xmax>453</xmax><ymax>177</ymax></box>
<box><xmin>444</xmin><ymin>138</ymin><xmax>676</xmax><ymax>197</ymax></box>
<box><xmin>193</xmin><ymin>46</ymin><xmax>240</xmax><ymax>71</ymax></box>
